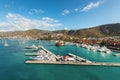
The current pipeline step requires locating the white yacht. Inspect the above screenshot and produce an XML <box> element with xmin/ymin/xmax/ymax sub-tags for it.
<box><xmin>4</xmin><ymin>40</ymin><xmax>9</xmax><ymax>47</ymax></box>
<box><xmin>97</xmin><ymin>46</ymin><xmax>111</xmax><ymax>54</ymax></box>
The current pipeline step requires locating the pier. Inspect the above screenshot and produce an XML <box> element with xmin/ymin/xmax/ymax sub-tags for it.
<box><xmin>25</xmin><ymin>60</ymin><xmax>120</xmax><ymax>67</ymax></box>
<box><xmin>40</xmin><ymin>46</ymin><xmax>58</xmax><ymax>58</ymax></box>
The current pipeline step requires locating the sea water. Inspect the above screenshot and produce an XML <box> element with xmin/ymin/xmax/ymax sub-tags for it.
<box><xmin>0</xmin><ymin>39</ymin><xmax>120</xmax><ymax>80</ymax></box>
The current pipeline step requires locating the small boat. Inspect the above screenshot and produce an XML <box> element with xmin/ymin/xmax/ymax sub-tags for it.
<box><xmin>75</xmin><ymin>44</ymin><xmax>81</xmax><ymax>47</ymax></box>
<box><xmin>24</xmin><ymin>44</ymin><xmax>39</xmax><ymax>52</ymax></box>
<box><xmin>97</xmin><ymin>46</ymin><xmax>111</xmax><ymax>54</ymax></box>
<box><xmin>25</xmin><ymin>44</ymin><xmax>38</xmax><ymax>49</ymax></box>
<box><xmin>81</xmin><ymin>44</ymin><xmax>88</xmax><ymax>48</ymax></box>
<box><xmin>114</xmin><ymin>53</ymin><xmax>120</xmax><ymax>56</ymax></box>
<box><xmin>91</xmin><ymin>45</ymin><xmax>100</xmax><ymax>51</ymax></box>
<box><xmin>87</xmin><ymin>45</ymin><xmax>92</xmax><ymax>50</ymax></box>
<box><xmin>55</xmin><ymin>41</ymin><xmax>64</xmax><ymax>46</ymax></box>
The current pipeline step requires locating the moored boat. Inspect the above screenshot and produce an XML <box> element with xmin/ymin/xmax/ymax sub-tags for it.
<box><xmin>25</xmin><ymin>44</ymin><xmax>38</xmax><ymax>49</ymax></box>
<box><xmin>55</xmin><ymin>41</ymin><xmax>64</xmax><ymax>46</ymax></box>
<box><xmin>97</xmin><ymin>46</ymin><xmax>111</xmax><ymax>53</ymax></box>
<box><xmin>114</xmin><ymin>53</ymin><xmax>120</xmax><ymax>56</ymax></box>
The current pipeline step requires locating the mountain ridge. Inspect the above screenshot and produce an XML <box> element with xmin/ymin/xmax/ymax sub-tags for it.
<box><xmin>0</xmin><ymin>23</ymin><xmax>120</xmax><ymax>39</ymax></box>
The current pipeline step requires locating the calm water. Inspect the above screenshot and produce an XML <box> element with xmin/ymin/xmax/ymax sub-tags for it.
<box><xmin>0</xmin><ymin>39</ymin><xmax>120</xmax><ymax>80</ymax></box>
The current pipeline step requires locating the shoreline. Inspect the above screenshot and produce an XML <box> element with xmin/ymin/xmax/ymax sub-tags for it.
<box><xmin>1</xmin><ymin>38</ymin><xmax>120</xmax><ymax>52</ymax></box>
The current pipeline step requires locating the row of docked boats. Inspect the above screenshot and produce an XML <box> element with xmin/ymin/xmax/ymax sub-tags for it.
<box><xmin>25</xmin><ymin>45</ymin><xmax>57</xmax><ymax>61</ymax></box>
<box><xmin>76</xmin><ymin>44</ymin><xmax>111</xmax><ymax>54</ymax></box>
<box><xmin>55</xmin><ymin>41</ymin><xmax>110</xmax><ymax>54</ymax></box>
<box><xmin>24</xmin><ymin>44</ymin><xmax>43</xmax><ymax>51</ymax></box>
<box><xmin>29</xmin><ymin>50</ymin><xmax>57</xmax><ymax>61</ymax></box>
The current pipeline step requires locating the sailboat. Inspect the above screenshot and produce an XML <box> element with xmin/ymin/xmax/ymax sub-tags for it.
<box><xmin>4</xmin><ymin>40</ymin><xmax>9</xmax><ymax>47</ymax></box>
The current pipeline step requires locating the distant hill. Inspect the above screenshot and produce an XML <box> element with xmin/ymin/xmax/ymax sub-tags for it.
<box><xmin>67</xmin><ymin>23</ymin><xmax>120</xmax><ymax>37</ymax></box>
<box><xmin>99</xmin><ymin>23</ymin><xmax>120</xmax><ymax>36</ymax></box>
<box><xmin>0</xmin><ymin>23</ymin><xmax>120</xmax><ymax>39</ymax></box>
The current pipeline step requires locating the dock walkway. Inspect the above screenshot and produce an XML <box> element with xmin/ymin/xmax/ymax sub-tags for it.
<box><xmin>41</xmin><ymin>47</ymin><xmax>58</xmax><ymax>58</ymax></box>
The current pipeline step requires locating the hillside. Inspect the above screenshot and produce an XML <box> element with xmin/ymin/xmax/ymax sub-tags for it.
<box><xmin>99</xmin><ymin>23</ymin><xmax>120</xmax><ymax>36</ymax></box>
<box><xmin>67</xmin><ymin>23</ymin><xmax>120</xmax><ymax>37</ymax></box>
<box><xmin>0</xmin><ymin>23</ymin><xmax>120</xmax><ymax>39</ymax></box>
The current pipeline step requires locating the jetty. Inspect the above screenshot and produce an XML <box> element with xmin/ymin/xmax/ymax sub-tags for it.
<box><xmin>67</xmin><ymin>53</ymin><xmax>91</xmax><ymax>63</ymax></box>
<box><xmin>41</xmin><ymin>46</ymin><xmax>58</xmax><ymax>58</ymax></box>
<box><xmin>25</xmin><ymin>60</ymin><xmax>120</xmax><ymax>67</ymax></box>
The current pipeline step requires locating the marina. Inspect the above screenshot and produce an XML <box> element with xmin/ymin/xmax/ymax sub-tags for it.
<box><xmin>1</xmin><ymin>39</ymin><xmax>120</xmax><ymax>80</ymax></box>
<box><xmin>25</xmin><ymin>44</ymin><xmax>120</xmax><ymax>67</ymax></box>
<box><xmin>0</xmin><ymin>0</ymin><xmax>120</xmax><ymax>79</ymax></box>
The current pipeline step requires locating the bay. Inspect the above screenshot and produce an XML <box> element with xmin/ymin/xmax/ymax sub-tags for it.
<box><xmin>0</xmin><ymin>39</ymin><xmax>120</xmax><ymax>80</ymax></box>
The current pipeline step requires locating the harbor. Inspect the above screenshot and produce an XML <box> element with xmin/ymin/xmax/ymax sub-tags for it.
<box><xmin>25</xmin><ymin>45</ymin><xmax>120</xmax><ymax>67</ymax></box>
<box><xmin>1</xmin><ymin>39</ymin><xmax>120</xmax><ymax>80</ymax></box>
<box><xmin>1</xmin><ymin>0</ymin><xmax>120</xmax><ymax>79</ymax></box>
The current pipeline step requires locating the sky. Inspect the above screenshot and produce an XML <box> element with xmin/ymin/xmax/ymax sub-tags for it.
<box><xmin>0</xmin><ymin>0</ymin><xmax>120</xmax><ymax>32</ymax></box>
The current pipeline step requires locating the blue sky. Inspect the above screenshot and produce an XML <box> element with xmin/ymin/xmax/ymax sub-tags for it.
<box><xmin>0</xmin><ymin>0</ymin><xmax>120</xmax><ymax>31</ymax></box>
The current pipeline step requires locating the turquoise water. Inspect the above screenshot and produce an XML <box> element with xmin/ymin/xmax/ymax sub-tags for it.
<box><xmin>0</xmin><ymin>39</ymin><xmax>120</xmax><ymax>80</ymax></box>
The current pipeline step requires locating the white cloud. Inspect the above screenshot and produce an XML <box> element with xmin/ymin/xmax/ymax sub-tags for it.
<box><xmin>62</xmin><ymin>9</ymin><xmax>70</xmax><ymax>15</ymax></box>
<box><xmin>29</xmin><ymin>9</ymin><xmax>44</xmax><ymax>15</ymax></box>
<box><xmin>61</xmin><ymin>8</ymin><xmax>79</xmax><ymax>15</ymax></box>
<box><xmin>42</xmin><ymin>17</ymin><xmax>59</xmax><ymax>23</ymax></box>
<box><xmin>81</xmin><ymin>1</ymin><xmax>103</xmax><ymax>12</ymax></box>
<box><xmin>0</xmin><ymin>13</ymin><xmax>62</xmax><ymax>32</ymax></box>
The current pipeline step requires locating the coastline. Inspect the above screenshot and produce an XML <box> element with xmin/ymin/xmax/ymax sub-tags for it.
<box><xmin>1</xmin><ymin>37</ymin><xmax>120</xmax><ymax>52</ymax></box>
